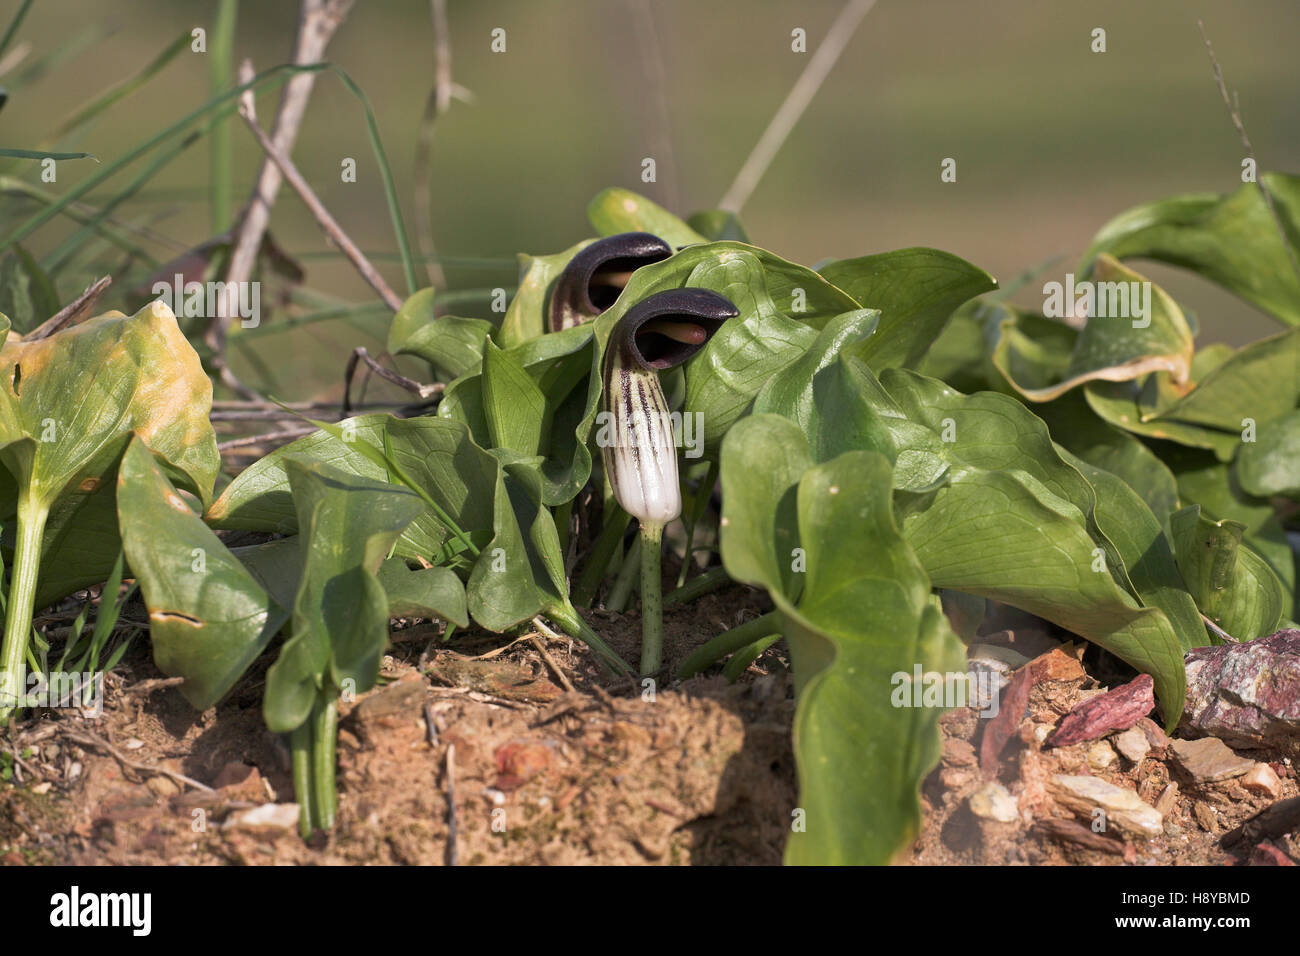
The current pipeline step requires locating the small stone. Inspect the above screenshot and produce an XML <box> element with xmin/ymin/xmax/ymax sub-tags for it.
<box><xmin>493</xmin><ymin>739</ymin><xmax>553</xmax><ymax>790</ymax></box>
<box><xmin>1046</xmin><ymin>674</ymin><xmax>1154</xmax><ymax>747</ymax></box>
<box><xmin>1137</xmin><ymin>717</ymin><xmax>1169</xmax><ymax>756</ymax></box>
<box><xmin>941</xmin><ymin>737</ymin><xmax>977</xmax><ymax>768</ymax></box>
<box><xmin>1181</xmin><ymin>629</ymin><xmax>1300</xmax><ymax>757</ymax></box>
<box><xmin>1048</xmin><ymin>774</ymin><xmax>1163</xmax><ymax>840</ymax></box>
<box><xmin>1087</xmin><ymin>740</ymin><xmax>1117</xmax><ymax>771</ymax></box>
<box><xmin>940</xmin><ymin>767</ymin><xmax>973</xmax><ymax>791</ymax></box>
<box><xmin>1033</xmin><ymin>724</ymin><xmax>1052</xmax><ymax>745</ymax></box>
<box><xmin>1154</xmin><ymin>782</ymin><xmax>1179</xmax><ymax>816</ymax></box>
<box><xmin>1242</xmin><ymin>763</ymin><xmax>1282</xmax><ymax>799</ymax></box>
<box><xmin>31</xmin><ymin>781</ymin><xmax>51</xmax><ymax>795</ymax></box>
<box><xmin>968</xmin><ymin>643</ymin><xmax>1031</xmax><ymax>672</ymax></box>
<box><xmin>969</xmin><ymin>781</ymin><xmax>1019</xmax><ymax>823</ymax></box>
<box><xmin>124</xmin><ymin>738</ymin><xmax>145</xmax><ymax>751</ymax></box>
<box><xmin>1115</xmin><ymin>727</ymin><xmax>1151</xmax><ymax>765</ymax></box>
<box><xmin>222</xmin><ymin>803</ymin><xmax>299</xmax><ymax>833</ymax></box>
<box><xmin>1170</xmin><ymin>737</ymin><xmax>1256</xmax><ymax>783</ymax></box>
<box><xmin>147</xmin><ymin>775</ymin><xmax>180</xmax><ymax>797</ymax></box>
<box><xmin>1193</xmin><ymin>802</ymin><xmax>1218</xmax><ymax>832</ymax></box>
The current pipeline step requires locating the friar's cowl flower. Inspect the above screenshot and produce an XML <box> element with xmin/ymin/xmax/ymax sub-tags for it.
<box><xmin>550</xmin><ymin>232</ymin><xmax>673</xmax><ymax>332</ymax></box>
<box><xmin>601</xmin><ymin>288</ymin><xmax>738</xmax><ymax>527</ymax></box>
<box><xmin>600</xmin><ymin>287</ymin><xmax>739</xmax><ymax>676</ymax></box>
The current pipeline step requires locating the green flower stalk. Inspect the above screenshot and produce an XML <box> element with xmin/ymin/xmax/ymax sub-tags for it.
<box><xmin>600</xmin><ymin>288</ymin><xmax>738</xmax><ymax>674</ymax></box>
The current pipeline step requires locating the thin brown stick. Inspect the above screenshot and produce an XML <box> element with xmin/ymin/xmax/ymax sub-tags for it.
<box><xmin>1197</xmin><ymin>19</ymin><xmax>1300</xmax><ymax>287</ymax></box>
<box><xmin>217</xmin><ymin>426</ymin><xmax>316</xmax><ymax>451</ymax></box>
<box><xmin>530</xmin><ymin>635</ymin><xmax>576</xmax><ymax>693</ymax></box>
<box><xmin>1200</xmin><ymin>612</ymin><xmax>1239</xmax><ymax>643</ymax></box>
<box><xmin>59</xmin><ymin>727</ymin><xmax>214</xmax><ymax>793</ymax></box>
<box><xmin>412</xmin><ymin>2</ymin><xmax>473</xmax><ymax>291</ymax></box>
<box><xmin>212</xmin><ymin>0</ymin><xmax>354</xmax><ymax>400</ymax></box>
<box><xmin>343</xmin><ymin>346</ymin><xmax>442</xmax><ymax>414</ymax></box>
<box><xmin>719</xmin><ymin>0</ymin><xmax>877</xmax><ymax>214</ymax></box>
<box><xmin>27</xmin><ymin>276</ymin><xmax>111</xmax><ymax>340</ymax></box>
<box><xmin>237</xmin><ymin>67</ymin><xmax>404</xmax><ymax>314</ymax></box>
<box><xmin>625</xmin><ymin>0</ymin><xmax>679</xmax><ymax>213</ymax></box>
<box><xmin>444</xmin><ymin>743</ymin><xmax>458</xmax><ymax>866</ymax></box>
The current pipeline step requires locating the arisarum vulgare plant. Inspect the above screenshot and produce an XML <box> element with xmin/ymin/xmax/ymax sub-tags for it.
<box><xmin>550</xmin><ymin>232</ymin><xmax>673</xmax><ymax>332</ymax></box>
<box><xmin>600</xmin><ymin>287</ymin><xmax>738</xmax><ymax>674</ymax></box>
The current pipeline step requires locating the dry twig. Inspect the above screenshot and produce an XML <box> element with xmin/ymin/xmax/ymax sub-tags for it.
<box><xmin>212</xmin><ymin>0</ymin><xmax>355</xmax><ymax>399</ymax></box>
<box><xmin>27</xmin><ymin>276</ymin><xmax>111</xmax><ymax>340</ymax></box>
<box><xmin>1197</xmin><ymin>19</ymin><xmax>1300</xmax><ymax>286</ymax></box>
<box><xmin>58</xmin><ymin>726</ymin><xmax>214</xmax><ymax>793</ymax></box>
<box><xmin>719</xmin><ymin>0</ymin><xmax>876</xmax><ymax>214</ymax></box>
<box><xmin>236</xmin><ymin>63</ymin><xmax>404</xmax><ymax>313</ymax></box>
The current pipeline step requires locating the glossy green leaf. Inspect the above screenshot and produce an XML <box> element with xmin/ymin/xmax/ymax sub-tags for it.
<box><xmin>751</xmin><ymin>309</ymin><xmax>894</xmax><ymax>464</ymax></box>
<box><xmin>995</xmin><ymin>257</ymin><xmax>1193</xmax><ymax>401</ymax></box>
<box><xmin>0</xmin><ymin>301</ymin><xmax>220</xmax><ymax>510</ymax></box>
<box><xmin>0</xmin><ymin>302</ymin><xmax>220</xmax><ymax>716</ymax></box>
<box><xmin>499</xmin><ymin>240</ymin><xmax>590</xmax><ymax>348</ymax></box>
<box><xmin>1146</xmin><ymin>327</ymin><xmax>1300</xmax><ymax>432</ymax></box>
<box><xmin>1164</xmin><ymin>445</ymin><xmax>1295</xmax><ymax>618</ymax></box>
<box><xmin>877</xmin><ymin>370</ymin><xmax>1188</xmax><ymax>723</ymax></box>
<box><xmin>1034</xmin><ymin>391</ymin><xmax>1180</xmax><ymax>524</ymax></box>
<box><xmin>388</xmin><ymin>287</ymin><xmax>493</xmax><ymax>380</ymax></box>
<box><xmin>376</xmin><ymin>557</ymin><xmax>468</xmax><ymax>628</ymax></box>
<box><xmin>481</xmin><ymin>340</ymin><xmax>547</xmax><ymax>457</ymax></box>
<box><xmin>440</xmin><ymin>325</ymin><xmax>596</xmax><ymax>504</ymax></box>
<box><xmin>818</xmin><ymin>247</ymin><xmax>996</xmax><ymax>371</ymax></box>
<box><xmin>1060</xmin><ymin>450</ymin><xmax>1205</xmax><ymax>651</ymax></box>
<box><xmin>1235</xmin><ymin>408</ymin><xmax>1300</xmax><ymax>497</ymax></box>
<box><xmin>719</xmin><ymin>415</ymin><xmax>963</xmax><ymax>864</ymax></box>
<box><xmin>1080</xmin><ymin>173</ymin><xmax>1300</xmax><ymax>326</ymax></box>
<box><xmin>263</xmin><ymin>459</ymin><xmax>425</xmax><ymax>732</ymax></box>
<box><xmin>1084</xmin><ymin>380</ymin><xmax>1241</xmax><ymax>461</ymax></box>
<box><xmin>116</xmin><ymin>438</ymin><xmax>285</xmax><ymax>710</ymax></box>
<box><xmin>587</xmin><ymin>188</ymin><xmax>706</xmax><ymax>247</ymax></box>
<box><xmin>915</xmin><ymin>299</ymin><xmax>1008</xmax><ymax>395</ymax></box>
<box><xmin>1170</xmin><ymin>505</ymin><xmax>1284</xmax><ymax>640</ymax></box>
<box><xmin>206</xmin><ymin>414</ymin><xmax>493</xmax><ymax>562</ymax></box>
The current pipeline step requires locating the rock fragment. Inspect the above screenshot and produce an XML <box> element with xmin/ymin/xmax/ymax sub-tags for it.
<box><xmin>1114</xmin><ymin>726</ymin><xmax>1151</xmax><ymax>765</ymax></box>
<box><xmin>223</xmin><ymin>803</ymin><xmax>300</xmax><ymax>833</ymax></box>
<box><xmin>1048</xmin><ymin>774</ymin><xmax>1163</xmax><ymax>840</ymax></box>
<box><xmin>1242</xmin><ymin>763</ymin><xmax>1283</xmax><ymax>799</ymax></box>
<box><xmin>1169</xmin><ymin>737</ymin><xmax>1256</xmax><ymax>783</ymax></box>
<box><xmin>1046</xmin><ymin>674</ymin><xmax>1153</xmax><ymax>747</ymax></box>
<box><xmin>969</xmin><ymin>781</ymin><xmax>1019</xmax><ymax>823</ymax></box>
<box><xmin>1087</xmin><ymin>740</ymin><xmax>1117</xmax><ymax>771</ymax></box>
<box><xmin>1181</xmin><ymin>629</ymin><xmax>1300</xmax><ymax>757</ymax></box>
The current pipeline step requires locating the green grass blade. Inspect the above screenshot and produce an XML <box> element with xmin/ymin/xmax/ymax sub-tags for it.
<box><xmin>0</xmin><ymin>148</ymin><xmax>97</xmax><ymax>161</ymax></box>
<box><xmin>0</xmin><ymin>0</ymin><xmax>33</xmax><ymax>61</ymax></box>
<box><xmin>42</xmin><ymin>125</ymin><xmax>210</xmax><ymax>274</ymax></box>
<box><xmin>46</xmin><ymin>30</ymin><xmax>192</xmax><ymax>145</ymax></box>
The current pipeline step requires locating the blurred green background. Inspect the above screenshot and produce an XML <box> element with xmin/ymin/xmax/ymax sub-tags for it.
<box><xmin>3</xmin><ymin>0</ymin><xmax>1297</xmax><ymax>401</ymax></box>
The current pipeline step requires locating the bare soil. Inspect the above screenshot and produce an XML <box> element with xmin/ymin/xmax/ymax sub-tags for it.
<box><xmin>1</xmin><ymin>584</ymin><xmax>1295</xmax><ymax>866</ymax></box>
